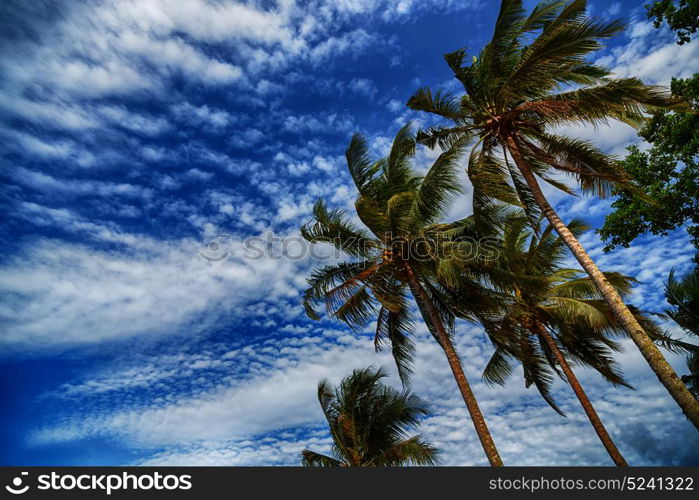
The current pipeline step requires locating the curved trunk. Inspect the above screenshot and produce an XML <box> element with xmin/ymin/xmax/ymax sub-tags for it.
<box><xmin>404</xmin><ymin>263</ymin><xmax>504</xmax><ymax>466</ymax></box>
<box><xmin>505</xmin><ymin>136</ymin><xmax>699</xmax><ymax>429</ymax></box>
<box><xmin>533</xmin><ymin>319</ymin><xmax>628</xmax><ymax>466</ymax></box>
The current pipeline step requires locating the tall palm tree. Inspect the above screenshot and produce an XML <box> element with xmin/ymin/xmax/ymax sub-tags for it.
<box><xmin>406</xmin><ymin>0</ymin><xmax>699</xmax><ymax>427</ymax></box>
<box><xmin>302</xmin><ymin>124</ymin><xmax>504</xmax><ymax>465</ymax></box>
<box><xmin>301</xmin><ymin>367</ymin><xmax>440</xmax><ymax>466</ymax></box>
<box><xmin>478</xmin><ymin>214</ymin><xmax>671</xmax><ymax>465</ymax></box>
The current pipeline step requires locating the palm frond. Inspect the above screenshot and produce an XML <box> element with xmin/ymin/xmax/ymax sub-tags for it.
<box><xmin>386</xmin><ymin>122</ymin><xmax>417</xmax><ymax>193</ymax></box>
<box><xmin>499</xmin><ymin>1</ymin><xmax>624</xmax><ymax>101</ymax></box>
<box><xmin>483</xmin><ymin>347</ymin><xmax>515</xmax><ymax>386</ymax></box>
<box><xmin>346</xmin><ymin>133</ymin><xmax>380</xmax><ymax>194</ymax></box>
<box><xmin>414</xmin><ymin>140</ymin><xmax>466</xmax><ymax>226</ymax></box>
<box><xmin>665</xmin><ymin>267</ymin><xmax>699</xmax><ymax>337</ymax></box>
<box><xmin>301</xmin><ymin>199</ymin><xmax>376</xmax><ymax>258</ymax></box>
<box><xmin>333</xmin><ymin>286</ymin><xmax>378</xmax><ymax>331</ymax></box>
<box><xmin>303</xmin><ymin>367</ymin><xmax>437</xmax><ymax>467</ymax></box>
<box><xmin>407</xmin><ymin>87</ymin><xmax>462</xmax><ymax>121</ymax></box>
<box><xmin>522</xmin><ymin>78</ymin><xmax>687</xmax><ymax>127</ymax></box>
<box><xmin>303</xmin><ymin>260</ymin><xmax>376</xmax><ymax>321</ymax></box>
<box><xmin>355</xmin><ymin>194</ymin><xmax>391</xmax><ymax>239</ymax></box>
<box><xmin>300</xmin><ymin>449</ymin><xmax>343</xmax><ymax>467</ymax></box>
<box><xmin>377</xmin><ymin>436</ymin><xmax>441</xmax><ymax>466</ymax></box>
<box><xmin>504</xmin><ymin>147</ymin><xmax>542</xmax><ymax>228</ymax></box>
<box><xmin>468</xmin><ymin>142</ymin><xmax>521</xmax><ymax>211</ymax></box>
<box><xmin>520</xmin><ymin>133</ymin><xmax>628</xmax><ymax>197</ymax></box>
<box><xmin>375</xmin><ymin>302</ymin><xmax>416</xmax><ymax>385</ymax></box>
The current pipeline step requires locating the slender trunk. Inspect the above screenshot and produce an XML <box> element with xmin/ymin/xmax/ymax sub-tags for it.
<box><xmin>533</xmin><ymin>319</ymin><xmax>628</xmax><ymax>466</ymax></box>
<box><xmin>506</xmin><ymin>135</ymin><xmax>699</xmax><ymax>429</ymax></box>
<box><xmin>404</xmin><ymin>263</ymin><xmax>504</xmax><ymax>466</ymax></box>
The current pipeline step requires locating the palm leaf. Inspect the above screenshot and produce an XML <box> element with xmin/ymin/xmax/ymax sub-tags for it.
<box><xmin>375</xmin><ymin>300</ymin><xmax>416</xmax><ymax>385</ymax></box>
<box><xmin>301</xmin><ymin>199</ymin><xmax>375</xmax><ymax>258</ymax></box>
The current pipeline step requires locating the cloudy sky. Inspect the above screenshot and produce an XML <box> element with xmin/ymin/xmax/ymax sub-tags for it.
<box><xmin>1</xmin><ymin>0</ymin><xmax>698</xmax><ymax>466</ymax></box>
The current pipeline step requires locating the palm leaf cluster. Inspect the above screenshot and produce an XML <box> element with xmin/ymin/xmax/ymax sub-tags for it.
<box><xmin>301</xmin><ymin>367</ymin><xmax>440</xmax><ymax>466</ymax></box>
<box><xmin>409</xmin><ymin>0</ymin><xmax>681</xmax><ymax>215</ymax></box>
<box><xmin>479</xmin><ymin>215</ymin><xmax>681</xmax><ymax>408</ymax></box>
<box><xmin>302</xmin><ymin>124</ymin><xmax>492</xmax><ymax>383</ymax></box>
<box><xmin>480</xmin><ymin>217</ymin><xmax>629</xmax><ymax>410</ymax></box>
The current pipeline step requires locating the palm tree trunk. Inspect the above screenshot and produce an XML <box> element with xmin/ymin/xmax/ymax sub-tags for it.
<box><xmin>505</xmin><ymin>135</ymin><xmax>699</xmax><ymax>429</ymax></box>
<box><xmin>404</xmin><ymin>263</ymin><xmax>504</xmax><ymax>466</ymax></box>
<box><xmin>533</xmin><ymin>318</ymin><xmax>628</xmax><ymax>466</ymax></box>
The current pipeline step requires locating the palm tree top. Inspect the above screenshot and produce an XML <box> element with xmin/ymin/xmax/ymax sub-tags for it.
<box><xmin>411</xmin><ymin>0</ymin><xmax>681</xmax><ymax>129</ymax></box>
<box><xmin>301</xmin><ymin>123</ymin><xmax>487</xmax><ymax>382</ymax></box>
<box><xmin>301</xmin><ymin>367</ymin><xmax>440</xmax><ymax>466</ymax></box>
<box><xmin>408</xmin><ymin>0</ymin><xmax>684</xmax><ymax>205</ymax></box>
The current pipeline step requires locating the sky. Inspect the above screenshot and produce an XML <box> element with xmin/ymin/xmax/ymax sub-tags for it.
<box><xmin>0</xmin><ymin>0</ymin><xmax>698</xmax><ymax>466</ymax></box>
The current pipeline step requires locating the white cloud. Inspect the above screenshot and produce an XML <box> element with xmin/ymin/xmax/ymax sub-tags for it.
<box><xmin>554</xmin><ymin>120</ymin><xmax>638</xmax><ymax>157</ymax></box>
<box><xmin>312</xmin><ymin>155</ymin><xmax>342</xmax><ymax>173</ymax></box>
<box><xmin>11</xmin><ymin>168</ymin><xmax>152</xmax><ymax>199</ymax></box>
<box><xmin>185</xmin><ymin>168</ymin><xmax>214</xmax><ymax>181</ymax></box>
<box><xmin>30</xmin><ymin>318</ymin><xmax>698</xmax><ymax>465</ymax></box>
<box><xmin>49</xmin><ymin>59</ymin><xmax>155</xmax><ymax>97</ymax></box>
<box><xmin>387</xmin><ymin>98</ymin><xmax>403</xmax><ymax>113</ymax></box>
<box><xmin>117</xmin><ymin>0</ymin><xmax>298</xmax><ymax>45</ymax></box>
<box><xmin>170</xmin><ymin>103</ymin><xmax>233</xmax><ymax>129</ymax></box>
<box><xmin>230</xmin><ymin>128</ymin><xmax>265</xmax><ymax>148</ymax></box>
<box><xmin>282</xmin><ymin>112</ymin><xmax>355</xmax><ymax>134</ymax></box>
<box><xmin>0</xmin><ymin>206</ymin><xmax>318</xmax><ymax>350</ymax></box>
<box><xmin>116</xmin><ymin>31</ymin><xmax>243</xmax><ymax>84</ymax></box>
<box><xmin>598</xmin><ymin>20</ymin><xmax>699</xmax><ymax>85</ymax></box>
<box><xmin>0</xmin><ymin>92</ymin><xmax>98</xmax><ymax>130</ymax></box>
<box><xmin>603</xmin><ymin>2</ymin><xmax>621</xmax><ymax>19</ymax></box>
<box><xmin>307</xmin><ymin>28</ymin><xmax>378</xmax><ymax>64</ymax></box>
<box><xmin>2</xmin><ymin>130</ymin><xmax>98</xmax><ymax>167</ymax></box>
<box><xmin>346</xmin><ymin>77</ymin><xmax>377</xmax><ymax>97</ymax></box>
<box><xmin>35</xmin><ymin>336</ymin><xmax>382</xmax><ymax>446</ymax></box>
<box><xmin>97</xmin><ymin>105</ymin><xmax>171</xmax><ymax>136</ymax></box>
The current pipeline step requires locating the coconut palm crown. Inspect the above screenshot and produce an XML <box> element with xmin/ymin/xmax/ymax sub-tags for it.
<box><xmin>301</xmin><ymin>367</ymin><xmax>440</xmax><ymax>466</ymax></box>
<box><xmin>302</xmin><ymin>123</ymin><xmax>492</xmax><ymax>382</ymax></box>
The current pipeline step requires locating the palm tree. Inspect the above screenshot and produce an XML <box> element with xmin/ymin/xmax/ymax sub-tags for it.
<box><xmin>406</xmin><ymin>0</ymin><xmax>699</xmax><ymax>427</ymax></box>
<box><xmin>301</xmin><ymin>367</ymin><xmax>440</xmax><ymax>466</ymax></box>
<box><xmin>478</xmin><ymin>214</ymin><xmax>659</xmax><ymax>465</ymax></box>
<box><xmin>302</xmin><ymin>124</ymin><xmax>504</xmax><ymax>465</ymax></box>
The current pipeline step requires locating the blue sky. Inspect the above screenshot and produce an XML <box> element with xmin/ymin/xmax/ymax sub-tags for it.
<box><xmin>0</xmin><ymin>0</ymin><xmax>698</xmax><ymax>466</ymax></box>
